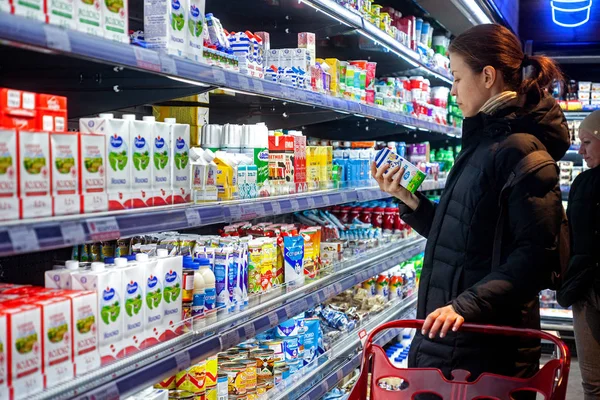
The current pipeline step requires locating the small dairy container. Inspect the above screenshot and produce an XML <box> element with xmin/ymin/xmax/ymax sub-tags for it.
<box><xmin>13</xmin><ymin>0</ymin><xmax>45</xmax><ymax>21</ymax></box>
<box><xmin>51</xmin><ymin>131</ymin><xmax>80</xmax><ymax>215</ymax></box>
<box><xmin>374</xmin><ymin>148</ymin><xmax>426</xmax><ymax>193</ymax></box>
<box><xmin>159</xmin><ymin>254</ymin><xmax>183</xmax><ymax>340</ymax></box>
<box><xmin>18</xmin><ymin>130</ymin><xmax>52</xmax><ymax>218</ymax></box>
<box><xmin>170</xmin><ymin>121</ymin><xmax>191</xmax><ymax>203</ymax></box>
<box><xmin>143</xmin><ymin>0</ymin><xmax>187</xmax><ymax>56</ymax></box>
<box><xmin>116</xmin><ymin>257</ymin><xmax>145</xmax><ymax>356</ymax></box>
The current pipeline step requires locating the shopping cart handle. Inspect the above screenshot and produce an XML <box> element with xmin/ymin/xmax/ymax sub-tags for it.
<box><xmin>349</xmin><ymin>319</ymin><xmax>571</xmax><ymax>400</ymax></box>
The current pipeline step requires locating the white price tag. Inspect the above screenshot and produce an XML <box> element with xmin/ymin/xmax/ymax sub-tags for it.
<box><xmin>284</xmin><ymin>304</ymin><xmax>293</xmax><ymax>317</ymax></box>
<box><xmin>238</xmin><ymin>76</ymin><xmax>251</xmax><ymax>91</ymax></box>
<box><xmin>220</xmin><ymin>330</ymin><xmax>241</xmax><ymax>350</ymax></box>
<box><xmin>290</xmin><ymin>199</ymin><xmax>300</xmax><ymax>211</ymax></box>
<box><xmin>134</xmin><ymin>47</ymin><xmax>161</xmax><ymax>72</ymax></box>
<box><xmin>60</xmin><ymin>222</ymin><xmax>86</xmax><ymax>246</ymax></box>
<box><xmin>296</xmin><ymin>90</ymin><xmax>307</xmax><ymax>102</ymax></box>
<box><xmin>267</xmin><ymin>312</ymin><xmax>278</xmax><ymax>326</ymax></box>
<box><xmin>306</xmin><ymin>197</ymin><xmax>316</xmax><ymax>209</ymax></box>
<box><xmin>340</xmin><ymin>192</ymin><xmax>349</xmax><ymax>203</ymax></box>
<box><xmin>85</xmin><ymin>382</ymin><xmax>120</xmax><ymax>400</ymax></box>
<box><xmin>185</xmin><ymin>209</ymin><xmax>202</xmax><ymax>227</ymax></box>
<box><xmin>243</xmin><ymin>323</ymin><xmax>256</xmax><ymax>339</ymax></box>
<box><xmin>298</xmin><ymin>298</ymin><xmax>309</xmax><ymax>311</ymax></box>
<box><xmin>252</xmin><ymin>79</ymin><xmax>264</xmax><ymax>94</ymax></box>
<box><xmin>175</xmin><ymin>351</ymin><xmax>191</xmax><ymax>372</ymax></box>
<box><xmin>212</xmin><ymin>69</ymin><xmax>226</xmax><ymax>85</ymax></box>
<box><xmin>271</xmin><ymin>201</ymin><xmax>282</xmax><ymax>215</ymax></box>
<box><xmin>86</xmin><ymin>217</ymin><xmax>120</xmax><ymax>242</ymax></box>
<box><xmin>228</xmin><ymin>205</ymin><xmax>242</xmax><ymax>221</ymax></box>
<box><xmin>160</xmin><ymin>54</ymin><xmax>178</xmax><ymax>75</ymax></box>
<box><xmin>44</xmin><ymin>25</ymin><xmax>71</xmax><ymax>52</ymax></box>
<box><xmin>281</xmin><ymin>85</ymin><xmax>292</xmax><ymax>99</ymax></box>
<box><xmin>8</xmin><ymin>226</ymin><xmax>39</xmax><ymax>253</ymax></box>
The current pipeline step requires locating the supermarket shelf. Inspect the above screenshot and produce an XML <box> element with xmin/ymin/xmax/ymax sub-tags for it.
<box><xmin>283</xmin><ymin>295</ymin><xmax>418</xmax><ymax>400</ymax></box>
<box><xmin>564</xmin><ymin>112</ymin><xmax>591</xmax><ymax>120</ymax></box>
<box><xmin>540</xmin><ymin>308</ymin><xmax>574</xmax><ymax>333</ymax></box>
<box><xmin>0</xmin><ymin>13</ymin><xmax>460</xmax><ymax>137</ymax></box>
<box><xmin>302</xmin><ymin>0</ymin><xmax>454</xmax><ymax>84</ymax></box>
<box><xmin>36</xmin><ymin>237</ymin><xmax>425</xmax><ymax>400</ymax></box>
<box><xmin>0</xmin><ymin>180</ymin><xmax>445</xmax><ymax>257</ymax></box>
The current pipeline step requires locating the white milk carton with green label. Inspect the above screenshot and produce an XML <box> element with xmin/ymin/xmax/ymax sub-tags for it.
<box><xmin>129</xmin><ymin>116</ymin><xmax>153</xmax><ymax>208</ymax></box>
<box><xmin>102</xmin><ymin>0</ymin><xmax>128</xmax><ymax>43</ymax></box>
<box><xmin>78</xmin><ymin>131</ymin><xmax>108</xmax><ymax>213</ymax></box>
<box><xmin>47</xmin><ymin>0</ymin><xmax>77</xmax><ymax>30</ymax></box>
<box><xmin>18</xmin><ymin>130</ymin><xmax>52</xmax><ymax>219</ymax></box>
<box><xmin>143</xmin><ymin>0</ymin><xmax>186</xmax><ymax>56</ymax></box>
<box><xmin>140</xmin><ymin>252</ymin><xmax>163</xmax><ymax>348</ymax></box>
<box><xmin>76</xmin><ymin>0</ymin><xmax>102</xmax><ymax>37</ymax></box>
<box><xmin>13</xmin><ymin>0</ymin><xmax>45</xmax><ymax>21</ymax></box>
<box><xmin>71</xmin><ymin>262</ymin><xmax>123</xmax><ymax>365</ymax></box>
<box><xmin>170</xmin><ymin>121</ymin><xmax>190</xmax><ymax>204</ymax></box>
<box><xmin>151</xmin><ymin>119</ymin><xmax>172</xmax><ymax>206</ymax></box>
<box><xmin>0</xmin><ymin>129</ymin><xmax>19</xmax><ymax>221</ymax></box>
<box><xmin>374</xmin><ymin>148</ymin><xmax>426</xmax><ymax>193</ymax></box>
<box><xmin>160</xmin><ymin>255</ymin><xmax>183</xmax><ymax>340</ymax></box>
<box><xmin>114</xmin><ymin>257</ymin><xmax>145</xmax><ymax>356</ymax></box>
<box><xmin>186</xmin><ymin>0</ymin><xmax>205</xmax><ymax>61</ymax></box>
<box><xmin>51</xmin><ymin>131</ymin><xmax>80</xmax><ymax>215</ymax></box>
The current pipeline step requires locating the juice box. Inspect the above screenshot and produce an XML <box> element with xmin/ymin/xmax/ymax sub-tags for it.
<box><xmin>298</xmin><ymin>32</ymin><xmax>315</xmax><ymax>66</ymax></box>
<box><xmin>102</xmin><ymin>0</ymin><xmax>129</xmax><ymax>43</ymax></box>
<box><xmin>170</xmin><ymin>122</ymin><xmax>190</xmax><ymax>204</ymax></box>
<box><xmin>143</xmin><ymin>0</ymin><xmax>186</xmax><ymax>56</ymax></box>
<box><xmin>31</xmin><ymin>297</ymin><xmax>74</xmax><ymax>388</ymax></box>
<box><xmin>44</xmin><ymin>290</ymin><xmax>99</xmax><ymax>376</ymax></box>
<box><xmin>71</xmin><ymin>264</ymin><xmax>123</xmax><ymax>365</ymax></box>
<box><xmin>140</xmin><ymin>254</ymin><xmax>163</xmax><ymax>349</ymax></box>
<box><xmin>51</xmin><ymin>131</ymin><xmax>79</xmax><ymax>215</ymax></box>
<box><xmin>46</xmin><ymin>0</ymin><xmax>77</xmax><ymax>30</ymax></box>
<box><xmin>12</xmin><ymin>0</ymin><xmax>45</xmax><ymax>22</ymax></box>
<box><xmin>374</xmin><ymin>148</ymin><xmax>426</xmax><ymax>193</ymax></box>
<box><xmin>36</xmin><ymin>94</ymin><xmax>67</xmax><ymax>132</ymax></box>
<box><xmin>118</xmin><ymin>261</ymin><xmax>145</xmax><ymax>357</ymax></box>
<box><xmin>0</xmin><ymin>89</ymin><xmax>36</xmax><ymax>131</ymax></box>
<box><xmin>76</xmin><ymin>0</ymin><xmax>102</xmax><ymax>37</ymax></box>
<box><xmin>268</xmin><ymin>134</ymin><xmax>307</xmax><ymax>193</ymax></box>
<box><xmin>128</xmin><ymin>119</ymin><xmax>153</xmax><ymax>208</ymax></box>
<box><xmin>18</xmin><ymin>130</ymin><xmax>52</xmax><ymax>218</ymax></box>
<box><xmin>150</xmin><ymin>120</ymin><xmax>171</xmax><ymax>206</ymax></box>
<box><xmin>186</xmin><ymin>0</ymin><xmax>205</xmax><ymax>62</ymax></box>
<box><xmin>3</xmin><ymin>302</ymin><xmax>44</xmax><ymax>399</ymax></box>
<box><xmin>306</xmin><ymin>146</ymin><xmax>319</xmax><ymax>188</ymax></box>
<box><xmin>78</xmin><ymin>132</ymin><xmax>108</xmax><ymax>213</ymax></box>
<box><xmin>160</xmin><ymin>255</ymin><xmax>183</xmax><ymax>340</ymax></box>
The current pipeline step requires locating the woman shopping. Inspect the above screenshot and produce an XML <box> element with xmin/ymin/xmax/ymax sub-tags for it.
<box><xmin>557</xmin><ymin>111</ymin><xmax>600</xmax><ymax>399</ymax></box>
<box><xmin>372</xmin><ymin>23</ymin><xmax>569</xmax><ymax>382</ymax></box>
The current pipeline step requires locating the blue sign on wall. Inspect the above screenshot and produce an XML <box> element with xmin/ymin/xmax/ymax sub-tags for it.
<box><xmin>552</xmin><ymin>0</ymin><xmax>593</xmax><ymax>27</ymax></box>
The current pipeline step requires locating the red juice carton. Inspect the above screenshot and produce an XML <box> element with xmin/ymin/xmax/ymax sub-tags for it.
<box><xmin>0</xmin><ymin>89</ymin><xmax>36</xmax><ymax>131</ymax></box>
<box><xmin>268</xmin><ymin>133</ymin><xmax>307</xmax><ymax>193</ymax></box>
<box><xmin>0</xmin><ymin>128</ymin><xmax>18</xmax><ymax>221</ymax></box>
<box><xmin>36</xmin><ymin>94</ymin><xmax>67</xmax><ymax>133</ymax></box>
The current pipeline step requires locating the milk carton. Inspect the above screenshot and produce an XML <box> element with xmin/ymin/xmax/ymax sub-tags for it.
<box><xmin>374</xmin><ymin>148</ymin><xmax>426</xmax><ymax>193</ymax></box>
<box><xmin>115</xmin><ymin>258</ymin><xmax>145</xmax><ymax>356</ymax></box>
<box><xmin>159</xmin><ymin>255</ymin><xmax>183</xmax><ymax>340</ymax></box>
<box><xmin>32</xmin><ymin>297</ymin><xmax>74</xmax><ymax>388</ymax></box>
<box><xmin>51</xmin><ymin>131</ymin><xmax>80</xmax><ymax>215</ymax></box>
<box><xmin>13</xmin><ymin>0</ymin><xmax>45</xmax><ymax>21</ymax></box>
<box><xmin>44</xmin><ymin>260</ymin><xmax>80</xmax><ymax>289</ymax></box>
<box><xmin>18</xmin><ymin>130</ymin><xmax>52</xmax><ymax>219</ymax></box>
<box><xmin>78</xmin><ymin>131</ymin><xmax>108</xmax><ymax>213</ymax></box>
<box><xmin>3</xmin><ymin>302</ymin><xmax>44</xmax><ymax>399</ymax></box>
<box><xmin>170</xmin><ymin>121</ymin><xmax>190</xmax><ymax>204</ymax></box>
<box><xmin>76</xmin><ymin>0</ymin><xmax>103</xmax><ymax>37</ymax></box>
<box><xmin>143</xmin><ymin>0</ymin><xmax>187</xmax><ymax>56</ymax></box>
<box><xmin>80</xmin><ymin>114</ymin><xmax>131</xmax><ymax>210</ymax></box>
<box><xmin>186</xmin><ymin>0</ymin><xmax>205</xmax><ymax>62</ymax></box>
<box><xmin>0</xmin><ymin>129</ymin><xmax>18</xmax><ymax>221</ymax></box>
<box><xmin>71</xmin><ymin>262</ymin><xmax>123</xmax><ymax>365</ymax></box>
<box><xmin>129</xmin><ymin>116</ymin><xmax>153</xmax><ymax>208</ymax></box>
<box><xmin>47</xmin><ymin>0</ymin><xmax>77</xmax><ymax>30</ymax></box>
<box><xmin>214</xmin><ymin>248</ymin><xmax>231</xmax><ymax>312</ymax></box>
<box><xmin>140</xmin><ymin>252</ymin><xmax>163</xmax><ymax>349</ymax></box>
<box><xmin>150</xmin><ymin>119</ymin><xmax>172</xmax><ymax>206</ymax></box>
<box><xmin>102</xmin><ymin>0</ymin><xmax>128</xmax><ymax>43</ymax></box>
<box><xmin>46</xmin><ymin>290</ymin><xmax>99</xmax><ymax>376</ymax></box>
<box><xmin>0</xmin><ymin>0</ymin><xmax>11</xmax><ymax>13</ymax></box>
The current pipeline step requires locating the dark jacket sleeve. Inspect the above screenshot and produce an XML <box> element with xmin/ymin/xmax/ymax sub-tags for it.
<box><xmin>557</xmin><ymin>169</ymin><xmax>600</xmax><ymax>307</ymax></box>
<box><xmin>399</xmin><ymin>192</ymin><xmax>437</xmax><ymax>238</ymax></box>
<box><xmin>453</xmin><ymin>142</ymin><xmax>562</xmax><ymax>322</ymax></box>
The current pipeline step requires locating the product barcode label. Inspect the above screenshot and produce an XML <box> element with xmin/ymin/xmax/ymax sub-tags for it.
<box><xmin>290</xmin><ymin>199</ymin><xmax>300</xmax><ymax>211</ymax></box>
<box><xmin>133</xmin><ymin>47</ymin><xmax>161</xmax><ymax>72</ymax></box>
<box><xmin>322</xmin><ymin>195</ymin><xmax>331</xmax><ymax>206</ymax></box>
<box><xmin>238</xmin><ymin>76</ymin><xmax>251</xmax><ymax>91</ymax></box>
<box><xmin>243</xmin><ymin>323</ymin><xmax>256</xmax><ymax>339</ymax></box>
<box><xmin>227</xmin><ymin>205</ymin><xmax>242</xmax><ymax>222</ymax></box>
<box><xmin>159</xmin><ymin>54</ymin><xmax>178</xmax><ymax>75</ymax></box>
<box><xmin>220</xmin><ymin>330</ymin><xmax>241</xmax><ymax>350</ymax></box>
<box><xmin>267</xmin><ymin>312</ymin><xmax>278</xmax><ymax>326</ymax></box>
<box><xmin>271</xmin><ymin>201</ymin><xmax>282</xmax><ymax>215</ymax></box>
<box><xmin>86</xmin><ymin>217</ymin><xmax>120</xmax><ymax>242</ymax></box>
<box><xmin>44</xmin><ymin>25</ymin><xmax>71</xmax><ymax>52</ymax></box>
<box><xmin>175</xmin><ymin>351</ymin><xmax>191</xmax><ymax>372</ymax></box>
<box><xmin>252</xmin><ymin>79</ymin><xmax>264</xmax><ymax>94</ymax></box>
<box><xmin>306</xmin><ymin>197</ymin><xmax>316</xmax><ymax>209</ymax></box>
<box><xmin>281</xmin><ymin>85</ymin><xmax>292</xmax><ymax>99</ymax></box>
<box><xmin>60</xmin><ymin>222</ymin><xmax>86</xmax><ymax>246</ymax></box>
<box><xmin>8</xmin><ymin>226</ymin><xmax>39</xmax><ymax>253</ymax></box>
<box><xmin>185</xmin><ymin>209</ymin><xmax>202</xmax><ymax>227</ymax></box>
<box><xmin>212</xmin><ymin>69</ymin><xmax>226</xmax><ymax>85</ymax></box>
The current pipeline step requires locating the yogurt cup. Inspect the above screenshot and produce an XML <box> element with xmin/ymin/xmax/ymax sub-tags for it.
<box><xmin>374</xmin><ymin>148</ymin><xmax>426</xmax><ymax>193</ymax></box>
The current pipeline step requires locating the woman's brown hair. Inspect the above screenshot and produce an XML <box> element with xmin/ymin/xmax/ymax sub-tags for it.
<box><xmin>448</xmin><ymin>24</ymin><xmax>563</xmax><ymax>96</ymax></box>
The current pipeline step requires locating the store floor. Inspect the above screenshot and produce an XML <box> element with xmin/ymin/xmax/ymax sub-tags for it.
<box><xmin>565</xmin><ymin>357</ymin><xmax>585</xmax><ymax>400</ymax></box>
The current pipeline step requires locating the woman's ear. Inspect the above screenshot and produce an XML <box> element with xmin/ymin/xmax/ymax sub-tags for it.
<box><xmin>482</xmin><ymin>66</ymin><xmax>497</xmax><ymax>89</ymax></box>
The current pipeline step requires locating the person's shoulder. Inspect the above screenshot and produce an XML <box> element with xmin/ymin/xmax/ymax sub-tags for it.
<box><xmin>572</xmin><ymin>167</ymin><xmax>600</xmax><ymax>192</ymax></box>
<box><xmin>493</xmin><ymin>133</ymin><xmax>546</xmax><ymax>171</ymax></box>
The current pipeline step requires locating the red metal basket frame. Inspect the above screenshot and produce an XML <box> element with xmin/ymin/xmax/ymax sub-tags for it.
<box><xmin>348</xmin><ymin>319</ymin><xmax>571</xmax><ymax>400</ymax></box>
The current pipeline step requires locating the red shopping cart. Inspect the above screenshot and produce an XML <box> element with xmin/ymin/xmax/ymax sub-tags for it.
<box><xmin>348</xmin><ymin>319</ymin><xmax>571</xmax><ymax>400</ymax></box>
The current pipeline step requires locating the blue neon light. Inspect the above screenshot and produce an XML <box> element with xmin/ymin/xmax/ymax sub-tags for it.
<box><xmin>552</xmin><ymin>0</ymin><xmax>593</xmax><ymax>27</ymax></box>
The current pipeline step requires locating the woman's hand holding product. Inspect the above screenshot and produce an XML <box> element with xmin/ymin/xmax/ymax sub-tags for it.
<box><xmin>371</xmin><ymin>162</ymin><xmax>421</xmax><ymax>211</ymax></box>
<box><xmin>422</xmin><ymin>305</ymin><xmax>465</xmax><ymax>339</ymax></box>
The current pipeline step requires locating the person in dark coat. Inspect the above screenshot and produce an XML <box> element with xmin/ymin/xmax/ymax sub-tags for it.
<box><xmin>557</xmin><ymin>110</ymin><xmax>600</xmax><ymax>399</ymax></box>
<box><xmin>372</xmin><ymin>23</ymin><xmax>568</xmax><ymax>386</ymax></box>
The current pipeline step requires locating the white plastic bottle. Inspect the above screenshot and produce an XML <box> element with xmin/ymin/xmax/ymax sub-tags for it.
<box><xmin>198</xmin><ymin>257</ymin><xmax>216</xmax><ymax>323</ymax></box>
<box><xmin>191</xmin><ymin>262</ymin><xmax>205</xmax><ymax>322</ymax></box>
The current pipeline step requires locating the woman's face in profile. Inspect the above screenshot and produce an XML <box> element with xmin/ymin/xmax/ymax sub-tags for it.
<box><xmin>579</xmin><ymin>129</ymin><xmax>600</xmax><ymax>169</ymax></box>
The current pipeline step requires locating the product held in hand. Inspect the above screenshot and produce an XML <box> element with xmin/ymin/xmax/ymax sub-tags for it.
<box><xmin>374</xmin><ymin>148</ymin><xmax>426</xmax><ymax>193</ymax></box>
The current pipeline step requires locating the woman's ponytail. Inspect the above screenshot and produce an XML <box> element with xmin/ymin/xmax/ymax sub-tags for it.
<box><xmin>520</xmin><ymin>54</ymin><xmax>564</xmax><ymax>96</ymax></box>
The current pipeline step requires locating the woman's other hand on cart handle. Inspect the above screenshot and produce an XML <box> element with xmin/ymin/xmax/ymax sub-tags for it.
<box><xmin>371</xmin><ymin>162</ymin><xmax>420</xmax><ymax>210</ymax></box>
<box><xmin>422</xmin><ymin>305</ymin><xmax>465</xmax><ymax>339</ymax></box>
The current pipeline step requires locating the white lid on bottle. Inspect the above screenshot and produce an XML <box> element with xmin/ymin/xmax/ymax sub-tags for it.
<box><xmin>190</xmin><ymin>147</ymin><xmax>205</xmax><ymax>162</ymax></box>
<box><xmin>136</xmin><ymin>253</ymin><xmax>149</xmax><ymax>262</ymax></box>
<box><xmin>143</xmin><ymin>116</ymin><xmax>156</xmax><ymax>122</ymax></box>
<box><xmin>157</xmin><ymin>248</ymin><xmax>169</xmax><ymax>258</ymax></box>
<box><xmin>65</xmin><ymin>260</ymin><xmax>79</xmax><ymax>270</ymax></box>
<box><xmin>164</xmin><ymin>118</ymin><xmax>176</xmax><ymax>124</ymax></box>
<box><xmin>114</xmin><ymin>257</ymin><xmax>128</xmax><ymax>267</ymax></box>
<box><xmin>122</xmin><ymin>114</ymin><xmax>136</xmax><ymax>120</ymax></box>
<box><xmin>99</xmin><ymin>113</ymin><xmax>114</xmax><ymax>119</ymax></box>
<box><xmin>91</xmin><ymin>262</ymin><xmax>105</xmax><ymax>271</ymax></box>
<box><xmin>203</xmin><ymin>148</ymin><xmax>216</xmax><ymax>163</ymax></box>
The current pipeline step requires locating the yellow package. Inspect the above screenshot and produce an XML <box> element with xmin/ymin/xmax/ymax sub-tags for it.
<box><xmin>215</xmin><ymin>154</ymin><xmax>238</xmax><ymax>200</ymax></box>
<box><xmin>325</xmin><ymin>146</ymin><xmax>333</xmax><ymax>182</ymax></box>
<box><xmin>306</xmin><ymin>146</ymin><xmax>320</xmax><ymax>188</ymax></box>
<box><xmin>301</xmin><ymin>227</ymin><xmax>322</xmax><ymax>280</ymax></box>
<box><xmin>315</xmin><ymin>147</ymin><xmax>327</xmax><ymax>184</ymax></box>
<box><xmin>261</xmin><ymin>239</ymin><xmax>277</xmax><ymax>290</ymax></box>
<box><xmin>153</xmin><ymin>105</ymin><xmax>209</xmax><ymax>126</ymax></box>
<box><xmin>325</xmin><ymin>58</ymin><xmax>340</xmax><ymax>95</ymax></box>
<box><xmin>206</xmin><ymin>355</ymin><xmax>218</xmax><ymax>387</ymax></box>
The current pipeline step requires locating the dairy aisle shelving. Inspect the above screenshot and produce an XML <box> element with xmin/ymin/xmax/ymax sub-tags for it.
<box><xmin>33</xmin><ymin>238</ymin><xmax>425</xmax><ymax>400</ymax></box>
